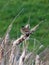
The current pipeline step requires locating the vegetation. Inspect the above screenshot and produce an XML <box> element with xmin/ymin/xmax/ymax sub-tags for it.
<box><xmin>0</xmin><ymin>0</ymin><xmax>49</xmax><ymax>48</ymax></box>
<box><xmin>0</xmin><ymin>0</ymin><xmax>49</xmax><ymax>65</ymax></box>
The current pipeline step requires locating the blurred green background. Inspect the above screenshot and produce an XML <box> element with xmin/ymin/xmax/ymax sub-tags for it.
<box><xmin>0</xmin><ymin>0</ymin><xmax>49</xmax><ymax>51</ymax></box>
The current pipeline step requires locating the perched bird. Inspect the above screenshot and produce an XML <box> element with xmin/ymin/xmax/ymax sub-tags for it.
<box><xmin>21</xmin><ymin>24</ymin><xmax>30</xmax><ymax>36</ymax></box>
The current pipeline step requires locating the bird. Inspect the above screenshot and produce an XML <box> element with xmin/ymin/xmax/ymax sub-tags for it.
<box><xmin>20</xmin><ymin>24</ymin><xmax>30</xmax><ymax>36</ymax></box>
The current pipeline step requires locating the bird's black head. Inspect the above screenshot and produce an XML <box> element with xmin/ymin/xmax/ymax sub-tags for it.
<box><xmin>21</xmin><ymin>25</ymin><xmax>24</xmax><ymax>28</ymax></box>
